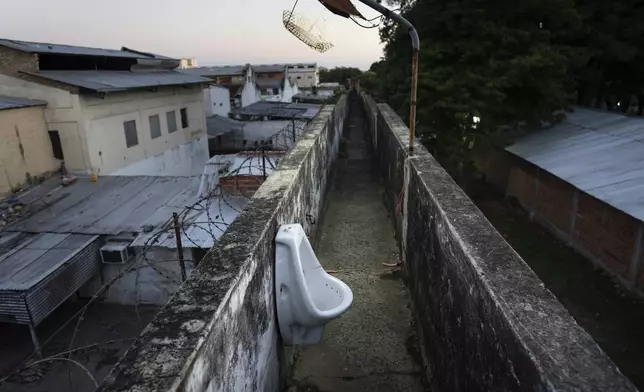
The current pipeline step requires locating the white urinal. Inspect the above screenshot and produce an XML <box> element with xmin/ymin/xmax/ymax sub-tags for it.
<box><xmin>275</xmin><ymin>224</ymin><xmax>353</xmax><ymax>345</ymax></box>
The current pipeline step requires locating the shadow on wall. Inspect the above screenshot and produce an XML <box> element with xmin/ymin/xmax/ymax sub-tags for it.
<box><xmin>358</xmin><ymin>92</ymin><xmax>637</xmax><ymax>392</ymax></box>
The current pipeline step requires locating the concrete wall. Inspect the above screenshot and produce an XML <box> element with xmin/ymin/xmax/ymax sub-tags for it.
<box><xmin>479</xmin><ymin>148</ymin><xmax>644</xmax><ymax>294</ymax></box>
<box><xmin>0</xmin><ymin>74</ymin><xmax>89</xmax><ymax>172</ymax></box>
<box><xmin>359</xmin><ymin>93</ymin><xmax>637</xmax><ymax>392</ymax></box>
<box><xmin>204</xmin><ymin>85</ymin><xmax>231</xmax><ymax>117</ymax></box>
<box><xmin>287</xmin><ymin>65</ymin><xmax>318</xmax><ymax>88</ymax></box>
<box><xmin>99</xmin><ymin>96</ymin><xmax>348</xmax><ymax>392</ymax></box>
<box><xmin>109</xmin><ymin>138</ymin><xmax>209</xmax><ymax>177</ymax></box>
<box><xmin>81</xmin><ymin>86</ymin><xmax>206</xmax><ymax>175</ymax></box>
<box><xmin>0</xmin><ymin>105</ymin><xmax>58</xmax><ymax>195</ymax></box>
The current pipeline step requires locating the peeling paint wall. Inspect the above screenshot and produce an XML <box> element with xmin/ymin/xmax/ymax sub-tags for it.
<box><xmin>359</xmin><ymin>93</ymin><xmax>637</xmax><ymax>392</ymax></box>
<box><xmin>99</xmin><ymin>96</ymin><xmax>348</xmax><ymax>392</ymax></box>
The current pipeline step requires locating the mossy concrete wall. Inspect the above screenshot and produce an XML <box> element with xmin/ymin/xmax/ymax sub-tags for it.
<box><xmin>98</xmin><ymin>96</ymin><xmax>348</xmax><ymax>392</ymax></box>
<box><xmin>359</xmin><ymin>93</ymin><xmax>637</xmax><ymax>392</ymax></box>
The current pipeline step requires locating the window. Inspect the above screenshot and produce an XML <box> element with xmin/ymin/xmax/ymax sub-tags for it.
<box><xmin>166</xmin><ymin>110</ymin><xmax>178</xmax><ymax>133</ymax></box>
<box><xmin>48</xmin><ymin>131</ymin><xmax>64</xmax><ymax>160</ymax></box>
<box><xmin>297</xmin><ymin>76</ymin><xmax>302</xmax><ymax>80</ymax></box>
<box><xmin>308</xmin><ymin>76</ymin><xmax>313</xmax><ymax>79</ymax></box>
<box><xmin>123</xmin><ymin>120</ymin><xmax>138</xmax><ymax>148</ymax></box>
<box><xmin>180</xmin><ymin>108</ymin><xmax>189</xmax><ymax>128</ymax></box>
<box><xmin>272</xmin><ymin>88</ymin><xmax>279</xmax><ymax>95</ymax></box>
<box><xmin>263</xmin><ymin>89</ymin><xmax>272</xmax><ymax>95</ymax></box>
<box><xmin>149</xmin><ymin>114</ymin><xmax>161</xmax><ymax>139</ymax></box>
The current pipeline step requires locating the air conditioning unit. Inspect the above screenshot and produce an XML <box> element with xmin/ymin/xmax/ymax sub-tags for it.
<box><xmin>100</xmin><ymin>242</ymin><xmax>135</xmax><ymax>264</ymax></box>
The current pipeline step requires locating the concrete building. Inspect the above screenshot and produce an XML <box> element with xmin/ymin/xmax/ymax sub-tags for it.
<box><xmin>254</xmin><ymin>64</ymin><xmax>299</xmax><ymax>102</ymax></box>
<box><xmin>179</xmin><ymin>57</ymin><xmax>198</xmax><ymax>69</ymax></box>
<box><xmin>0</xmin><ymin>95</ymin><xmax>57</xmax><ymax>195</ymax></box>
<box><xmin>479</xmin><ymin>107</ymin><xmax>644</xmax><ymax>294</ymax></box>
<box><xmin>204</xmin><ymin>84</ymin><xmax>231</xmax><ymax>117</ymax></box>
<box><xmin>182</xmin><ymin>65</ymin><xmax>260</xmax><ymax>111</ymax></box>
<box><xmin>286</xmin><ymin>62</ymin><xmax>319</xmax><ymax>88</ymax></box>
<box><xmin>0</xmin><ymin>39</ymin><xmax>210</xmax><ymax>176</ymax></box>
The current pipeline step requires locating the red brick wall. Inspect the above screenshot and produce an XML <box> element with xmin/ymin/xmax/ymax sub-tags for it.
<box><xmin>534</xmin><ymin>170</ymin><xmax>574</xmax><ymax>234</ymax></box>
<box><xmin>220</xmin><ymin>175</ymin><xmax>264</xmax><ymax>197</ymax></box>
<box><xmin>482</xmin><ymin>148</ymin><xmax>642</xmax><ymax>287</ymax></box>
<box><xmin>574</xmin><ymin>192</ymin><xmax>637</xmax><ymax>278</ymax></box>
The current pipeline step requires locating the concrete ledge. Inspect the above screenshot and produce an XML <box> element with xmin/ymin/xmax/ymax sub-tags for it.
<box><xmin>99</xmin><ymin>96</ymin><xmax>348</xmax><ymax>392</ymax></box>
<box><xmin>359</xmin><ymin>93</ymin><xmax>637</xmax><ymax>392</ymax></box>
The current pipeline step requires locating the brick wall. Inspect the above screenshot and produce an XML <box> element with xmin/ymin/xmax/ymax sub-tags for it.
<box><xmin>220</xmin><ymin>175</ymin><xmax>265</xmax><ymax>196</ymax></box>
<box><xmin>0</xmin><ymin>46</ymin><xmax>79</xmax><ymax>93</ymax></box>
<box><xmin>484</xmin><ymin>147</ymin><xmax>643</xmax><ymax>292</ymax></box>
<box><xmin>574</xmin><ymin>192</ymin><xmax>638</xmax><ymax>278</ymax></box>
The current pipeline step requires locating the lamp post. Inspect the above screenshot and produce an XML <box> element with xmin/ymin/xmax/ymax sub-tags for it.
<box><xmin>319</xmin><ymin>0</ymin><xmax>419</xmax><ymax>154</ymax></box>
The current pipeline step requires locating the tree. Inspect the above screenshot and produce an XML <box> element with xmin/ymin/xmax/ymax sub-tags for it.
<box><xmin>319</xmin><ymin>67</ymin><xmax>363</xmax><ymax>84</ymax></box>
<box><xmin>374</xmin><ymin>0</ymin><xmax>584</xmax><ymax>181</ymax></box>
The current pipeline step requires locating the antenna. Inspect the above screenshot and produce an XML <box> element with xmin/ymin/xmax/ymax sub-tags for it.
<box><xmin>283</xmin><ymin>10</ymin><xmax>334</xmax><ymax>53</ymax></box>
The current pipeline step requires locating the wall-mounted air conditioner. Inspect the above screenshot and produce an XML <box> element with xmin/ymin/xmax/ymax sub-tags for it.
<box><xmin>100</xmin><ymin>242</ymin><xmax>135</xmax><ymax>264</ymax></box>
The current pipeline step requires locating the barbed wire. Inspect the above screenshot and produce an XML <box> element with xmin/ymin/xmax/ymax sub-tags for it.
<box><xmin>0</xmin><ymin>114</ymin><xmax>314</xmax><ymax>391</ymax></box>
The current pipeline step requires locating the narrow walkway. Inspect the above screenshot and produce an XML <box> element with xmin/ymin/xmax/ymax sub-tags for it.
<box><xmin>291</xmin><ymin>95</ymin><xmax>426</xmax><ymax>391</ymax></box>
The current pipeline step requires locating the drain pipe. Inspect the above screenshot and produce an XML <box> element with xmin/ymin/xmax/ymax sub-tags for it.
<box><xmin>357</xmin><ymin>0</ymin><xmax>420</xmax><ymax>154</ymax></box>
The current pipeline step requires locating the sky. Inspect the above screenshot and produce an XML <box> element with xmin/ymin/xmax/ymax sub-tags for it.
<box><xmin>0</xmin><ymin>0</ymin><xmax>385</xmax><ymax>70</ymax></box>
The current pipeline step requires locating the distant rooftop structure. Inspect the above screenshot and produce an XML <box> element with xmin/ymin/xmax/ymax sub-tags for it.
<box><xmin>253</xmin><ymin>64</ymin><xmax>288</xmax><ymax>73</ymax></box>
<box><xmin>507</xmin><ymin>107</ymin><xmax>644</xmax><ymax>222</ymax></box>
<box><xmin>0</xmin><ymin>38</ymin><xmax>173</xmax><ymax>60</ymax></box>
<box><xmin>230</xmin><ymin>101</ymin><xmax>321</xmax><ymax>120</ymax></box>
<box><xmin>0</xmin><ymin>95</ymin><xmax>47</xmax><ymax>111</ymax></box>
<box><xmin>256</xmin><ymin>78</ymin><xmax>285</xmax><ymax>90</ymax></box>
<box><xmin>21</xmin><ymin>70</ymin><xmax>210</xmax><ymax>93</ymax></box>
<box><xmin>181</xmin><ymin>65</ymin><xmax>247</xmax><ymax>77</ymax></box>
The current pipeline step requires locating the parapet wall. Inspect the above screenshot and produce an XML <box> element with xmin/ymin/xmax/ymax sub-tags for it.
<box><xmin>99</xmin><ymin>96</ymin><xmax>348</xmax><ymax>392</ymax></box>
<box><xmin>359</xmin><ymin>94</ymin><xmax>637</xmax><ymax>392</ymax></box>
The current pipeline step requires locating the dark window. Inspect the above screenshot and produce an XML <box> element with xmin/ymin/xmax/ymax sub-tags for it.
<box><xmin>297</xmin><ymin>76</ymin><xmax>302</xmax><ymax>80</ymax></box>
<box><xmin>272</xmin><ymin>88</ymin><xmax>279</xmax><ymax>95</ymax></box>
<box><xmin>149</xmin><ymin>114</ymin><xmax>161</xmax><ymax>139</ymax></box>
<box><xmin>166</xmin><ymin>111</ymin><xmax>177</xmax><ymax>133</ymax></box>
<box><xmin>180</xmin><ymin>108</ymin><xmax>189</xmax><ymax>128</ymax></box>
<box><xmin>123</xmin><ymin>120</ymin><xmax>138</xmax><ymax>147</ymax></box>
<box><xmin>48</xmin><ymin>131</ymin><xmax>64</xmax><ymax>160</ymax></box>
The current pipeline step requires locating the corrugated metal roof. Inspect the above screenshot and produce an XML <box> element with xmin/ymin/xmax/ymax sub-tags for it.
<box><xmin>23</xmin><ymin>70</ymin><xmax>209</xmax><ymax>92</ymax></box>
<box><xmin>231</xmin><ymin>101</ymin><xmax>321</xmax><ymax>120</ymax></box>
<box><xmin>181</xmin><ymin>65</ymin><xmax>246</xmax><ymax>77</ymax></box>
<box><xmin>0</xmin><ymin>95</ymin><xmax>47</xmax><ymax>110</ymax></box>
<box><xmin>9</xmin><ymin>176</ymin><xmax>202</xmax><ymax>235</ymax></box>
<box><xmin>253</xmin><ymin>64</ymin><xmax>287</xmax><ymax>73</ymax></box>
<box><xmin>0</xmin><ymin>38</ymin><xmax>171</xmax><ymax>59</ymax></box>
<box><xmin>0</xmin><ymin>233</ymin><xmax>98</xmax><ymax>291</ymax></box>
<box><xmin>507</xmin><ymin>107</ymin><xmax>644</xmax><ymax>221</ymax></box>
<box><xmin>206</xmin><ymin>115</ymin><xmax>245</xmax><ymax>137</ymax></box>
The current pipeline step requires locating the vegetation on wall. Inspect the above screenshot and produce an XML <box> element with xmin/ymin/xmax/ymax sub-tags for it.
<box><xmin>319</xmin><ymin>66</ymin><xmax>363</xmax><ymax>84</ymax></box>
<box><xmin>365</xmin><ymin>0</ymin><xmax>644</xmax><ymax>180</ymax></box>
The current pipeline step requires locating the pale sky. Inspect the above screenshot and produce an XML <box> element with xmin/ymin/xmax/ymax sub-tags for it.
<box><xmin>0</xmin><ymin>0</ymin><xmax>385</xmax><ymax>70</ymax></box>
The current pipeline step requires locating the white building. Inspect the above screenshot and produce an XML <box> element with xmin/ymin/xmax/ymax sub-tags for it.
<box><xmin>286</xmin><ymin>63</ymin><xmax>319</xmax><ymax>88</ymax></box>
<box><xmin>182</xmin><ymin>65</ymin><xmax>260</xmax><ymax>113</ymax></box>
<box><xmin>257</xmin><ymin>78</ymin><xmax>299</xmax><ymax>103</ymax></box>
<box><xmin>0</xmin><ymin>39</ymin><xmax>210</xmax><ymax>176</ymax></box>
<box><xmin>179</xmin><ymin>57</ymin><xmax>198</xmax><ymax>69</ymax></box>
<box><xmin>204</xmin><ymin>84</ymin><xmax>232</xmax><ymax>117</ymax></box>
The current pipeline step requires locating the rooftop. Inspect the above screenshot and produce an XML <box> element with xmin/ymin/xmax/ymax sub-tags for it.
<box><xmin>507</xmin><ymin>107</ymin><xmax>644</xmax><ymax>221</ymax></box>
<box><xmin>180</xmin><ymin>65</ymin><xmax>247</xmax><ymax>77</ymax></box>
<box><xmin>22</xmin><ymin>70</ymin><xmax>209</xmax><ymax>93</ymax></box>
<box><xmin>230</xmin><ymin>101</ymin><xmax>322</xmax><ymax>120</ymax></box>
<box><xmin>0</xmin><ymin>95</ymin><xmax>47</xmax><ymax>111</ymax></box>
<box><xmin>0</xmin><ymin>38</ymin><xmax>173</xmax><ymax>60</ymax></box>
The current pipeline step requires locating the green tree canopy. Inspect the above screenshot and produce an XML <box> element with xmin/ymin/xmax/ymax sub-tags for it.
<box><xmin>320</xmin><ymin>66</ymin><xmax>363</xmax><ymax>84</ymax></box>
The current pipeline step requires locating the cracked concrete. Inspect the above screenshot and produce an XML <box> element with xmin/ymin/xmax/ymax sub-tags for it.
<box><xmin>290</xmin><ymin>93</ymin><xmax>427</xmax><ymax>392</ymax></box>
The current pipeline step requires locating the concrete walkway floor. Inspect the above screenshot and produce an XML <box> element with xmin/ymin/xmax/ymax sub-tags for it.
<box><xmin>290</xmin><ymin>95</ymin><xmax>427</xmax><ymax>391</ymax></box>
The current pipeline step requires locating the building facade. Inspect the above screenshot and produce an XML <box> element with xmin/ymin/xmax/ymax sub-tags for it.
<box><xmin>286</xmin><ymin>63</ymin><xmax>319</xmax><ymax>88</ymax></box>
<box><xmin>0</xmin><ymin>39</ymin><xmax>209</xmax><ymax>175</ymax></box>
<box><xmin>0</xmin><ymin>96</ymin><xmax>57</xmax><ymax>195</ymax></box>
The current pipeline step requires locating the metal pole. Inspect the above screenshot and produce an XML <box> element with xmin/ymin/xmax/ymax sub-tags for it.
<box><xmin>262</xmin><ymin>148</ymin><xmax>267</xmax><ymax>180</ymax></box>
<box><xmin>357</xmin><ymin>0</ymin><xmax>419</xmax><ymax>154</ymax></box>
<box><xmin>291</xmin><ymin>119</ymin><xmax>297</xmax><ymax>143</ymax></box>
<box><xmin>172</xmin><ymin>213</ymin><xmax>187</xmax><ymax>282</ymax></box>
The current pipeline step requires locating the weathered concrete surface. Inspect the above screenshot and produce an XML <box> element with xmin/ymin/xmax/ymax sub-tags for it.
<box><xmin>292</xmin><ymin>93</ymin><xmax>426</xmax><ymax>391</ymax></box>
<box><xmin>360</xmin><ymin>93</ymin><xmax>638</xmax><ymax>392</ymax></box>
<box><xmin>98</xmin><ymin>96</ymin><xmax>348</xmax><ymax>392</ymax></box>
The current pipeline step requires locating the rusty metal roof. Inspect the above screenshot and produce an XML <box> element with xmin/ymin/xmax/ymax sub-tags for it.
<box><xmin>0</xmin><ymin>38</ymin><xmax>171</xmax><ymax>59</ymax></box>
<box><xmin>507</xmin><ymin>107</ymin><xmax>644</xmax><ymax>221</ymax></box>
<box><xmin>0</xmin><ymin>95</ymin><xmax>47</xmax><ymax>110</ymax></box>
<box><xmin>22</xmin><ymin>70</ymin><xmax>209</xmax><ymax>92</ymax></box>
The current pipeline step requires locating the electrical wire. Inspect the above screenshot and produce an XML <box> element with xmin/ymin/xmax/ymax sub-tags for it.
<box><xmin>351</xmin><ymin>15</ymin><xmax>383</xmax><ymax>28</ymax></box>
